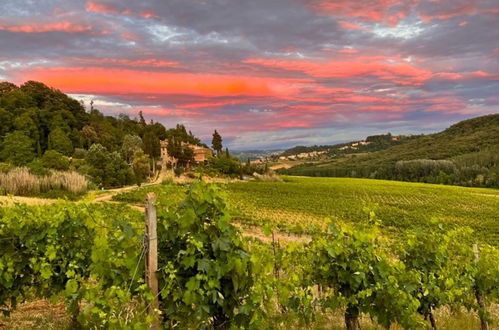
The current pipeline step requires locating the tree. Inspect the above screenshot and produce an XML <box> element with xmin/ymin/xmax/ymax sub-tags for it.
<box><xmin>0</xmin><ymin>131</ymin><xmax>35</xmax><ymax>166</ymax></box>
<box><xmin>212</xmin><ymin>130</ymin><xmax>223</xmax><ymax>155</ymax></box>
<box><xmin>0</xmin><ymin>82</ymin><xmax>18</xmax><ymax>96</ymax></box>
<box><xmin>48</xmin><ymin>128</ymin><xmax>73</xmax><ymax>156</ymax></box>
<box><xmin>85</xmin><ymin>144</ymin><xmax>109</xmax><ymax>186</ymax></box>
<box><xmin>85</xmin><ymin>144</ymin><xmax>132</xmax><ymax>188</ymax></box>
<box><xmin>0</xmin><ymin>108</ymin><xmax>13</xmax><ymax>139</ymax></box>
<box><xmin>178</xmin><ymin>144</ymin><xmax>194</xmax><ymax>167</ymax></box>
<box><xmin>41</xmin><ymin>150</ymin><xmax>69</xmax><ymax>170</ymax></box>
<box><xmin>121</xmin><ymin>135</ymin><xmax>143</xmax><ymax>164</ymax></box>
<box><xmin>131</xmin><ymin>149</ymin><xmax>150</xmax><ymax>186</ymax></box>
<box><xmin>210</xmin><ymin>154</ymin><xmax>240</xmax><ymax>175</ymax></box>
<box><xmin>143</xmin><ymin>131</ymin><xmax>160</xmax><ymax>173</ymax></box>
<box><xmin>105</xmin><ymin>151</ymin><xmax>133</xmax><ymax>188</ymax></box>
<box><xmin>139</xmin><ymin>111</ymin><xmax>147</xmax><ymax>126</ymax></box>
<box><xmin>82</xmin><ymin>125</ymin><xmax>98</xmax><ymax>148</ymax></box>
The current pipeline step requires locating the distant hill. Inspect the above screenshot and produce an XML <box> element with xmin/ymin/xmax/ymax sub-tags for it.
<box><xmin>231</xmin><ymin>149</ymin><xmax>283</xmax><ymax>161</ymax></box>
<box><xmin>279</xmin><ymin>114</ymin><xmax>499</xmax><ymax>188</ymax></box>
<box><xmin>279</xmin><ymin>133</ymin><xmax>420</xmax><ymax>159</ymax></box>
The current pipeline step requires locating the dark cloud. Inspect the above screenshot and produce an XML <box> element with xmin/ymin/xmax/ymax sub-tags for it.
<box><xmin>0</xmin><ymin>0</ymin><xmax>498</xmax><ymax>148</ymax></box>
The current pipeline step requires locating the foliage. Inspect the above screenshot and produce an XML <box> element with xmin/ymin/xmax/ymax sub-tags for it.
<box><xmin>0</xmin><ymin>81</ymin><xmax>206</xmax><ymax>189</ymax></box>
<box><xmin>84</xmin><ymin>144</ymin><xmax>133</xmax><ymax>188</ymax></box>
<box><xmin>280</xmin><ymin>114</ymin><xmax>499</xmax><ymax>188</ymax></box>
<box><xmin>121</xmin><ymin>134</ymin><xmax>143</xmax><ymax>164</ymax></box>
<box><xmin>131</xmin><ymin>149</ymin><xmax>150</xmax><ymax>186</ymax></box>
<box><xmin>48</xmin><ymin>128</ymin><xmax>73</xmax><ymax>156</ymax></box>
<box><xmin>209</xmin><ymin>154</ymin><xmax>241</xmax><ymax>176</ymax></box>
<box><xmin>0</xmin><ymin>203</ymin><xmax>149</xmax><ymax>327</ymax></box>
<box><xmin>41</xmin><ymin>150</ymin><xmax>69</xmax><ymax>171</ymax></box>
<box><xmin>1</xmin><ymin>179</ymin><xmax>499</xmax><ymax>328</ymax></box>
<box><xmin>309</xmin><ymin>222</ymin><xmax>420</xmax><ymax>329</ymax></box>
<box><xmin>156</xmin><ymin>182</ymin><xmax>255</xmax><ymax>328</ymax></box>
<box><xmin>397</xmin><ymin>227</ymin><xmax>475</xmax><ymax>328</ymax></box>
<box><xmin>211</xmin><ymin>130</ymin><xmax>223</xmax><ymax>155</ymax></box>
<box><xmin>0</xmin><ymin>131</ymin><xmax>35</xmax><ymax>166</ymax></box>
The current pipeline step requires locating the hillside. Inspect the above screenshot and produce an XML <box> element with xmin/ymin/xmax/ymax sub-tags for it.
<box><xmin>0</xmin><ymin>81</ymin><xmax>206</xmax><ymax>189</ymax></box>
<box><xmin>279</xmin><ymin>114</ymin><xmax>499</xmax><ymax>187</ymax></box>
<box><xmin>279</xmin><ymin>134</ymin><xmax>421</xmax><ymax>160</ymax></box>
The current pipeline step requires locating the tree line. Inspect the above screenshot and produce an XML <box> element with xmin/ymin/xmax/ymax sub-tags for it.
<box><xmin>0</xmin><ymin>81</ymin><xmax>208</xmax><ymax>189</ymax></box>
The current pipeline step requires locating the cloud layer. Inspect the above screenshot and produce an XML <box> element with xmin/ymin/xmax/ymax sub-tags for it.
<box><xmin>1</xmin><ymin>0</ymin><xmax>498</xmax><ymax>149</ymax></box>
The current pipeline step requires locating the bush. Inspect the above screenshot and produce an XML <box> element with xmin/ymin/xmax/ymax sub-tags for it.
<box><xmin>42</xmin><ymin>150</ymin><xmax>69</xmax><ymax>171</ymax></box>
<box><xmin>27</xmin><ymin>159</ymin><xmax>51</xmax><ymax>176</ymax></box>
<box><xmin>209</xmin><ymin>155</ymin><xmax>241</xmax><ymax>176</ymax></box>
<box><xmin>0</xmin><ymin>162</ymin><xmax>13</xmax><ymax>174</ymax></box>
<box><xmin>73</xmin><ymin>148</ymin><xmax>87</xmax><ymax>159</ymax></box>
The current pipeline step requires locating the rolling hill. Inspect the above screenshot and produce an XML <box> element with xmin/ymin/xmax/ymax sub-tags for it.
<box><xmin>278</xmin><ymin>114</ymin><xmax>499</xmax><ymax>187</ymax></box>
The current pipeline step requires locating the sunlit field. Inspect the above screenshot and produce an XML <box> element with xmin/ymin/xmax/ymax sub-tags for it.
<box><xmin>226</xmin><ymin>177</ymin><xmax>499</xmax><ymax>244</ymax></box>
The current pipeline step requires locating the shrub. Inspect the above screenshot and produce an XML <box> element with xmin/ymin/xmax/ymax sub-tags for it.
<box><xmin>0</xmin><ymin>162</ymin><xmax>13</xmax><ymax>174</ymax></box>
<box><xmin>42</xmin><ymin>150</ymin><xmax>70</xmax><ymax>171</ymax></box>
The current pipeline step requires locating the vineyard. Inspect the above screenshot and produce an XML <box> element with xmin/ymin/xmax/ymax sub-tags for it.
<box><xmin>0</xmin><ymin>178</ymin><xmax>498</xmax><ymax>329</ymax></box>
<box><xmin>227</xmin><ymin>177</ymin><xmax>499</xmax><ymax>245</ymax></box>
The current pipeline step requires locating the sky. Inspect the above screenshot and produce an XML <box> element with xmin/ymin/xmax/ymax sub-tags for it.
<box><xmin>0</xmin><ymin>0</ymin><xmax>498</xmax><ymax>150</ymax></box>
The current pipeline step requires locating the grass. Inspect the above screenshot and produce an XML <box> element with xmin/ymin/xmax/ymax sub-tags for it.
<box><xmin>0</xmin><ymin>300</ymin><xmax>491</xmax><ymax>330</ymax></box>
<box><xmin>225</xmin><ymin>176</ymin><xmax>499</xmax><ymax>244</ymax></box>
<box><xmin>111</xmin><ymin>182</ymin><xmax>186</xmax><ymax>205</ymax></box>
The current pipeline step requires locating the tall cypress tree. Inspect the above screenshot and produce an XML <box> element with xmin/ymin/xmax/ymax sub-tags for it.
<box><xmin>212</xmin><ymin>130</ymin><xmax>223</xmax><ymax>156</ymax></box>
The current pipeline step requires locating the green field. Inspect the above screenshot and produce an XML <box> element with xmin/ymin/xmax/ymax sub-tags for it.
<box><xmin>226</xmin><ymin>176</ymin><xmax>499</xmax><ymax>244</ymax></box>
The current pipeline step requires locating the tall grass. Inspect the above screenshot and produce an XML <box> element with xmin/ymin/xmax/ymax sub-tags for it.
<box><xmin>0</xmin><ymin>167</ymin><xmax>88</xmax><ymax>196</ymax></box>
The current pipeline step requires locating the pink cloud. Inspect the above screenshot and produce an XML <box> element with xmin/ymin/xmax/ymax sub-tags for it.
<box><xmin>67</xmin><ymin>57</ymin><xmax>181</xmax><ymax>69</ymax></box>
<box><xmin>86</xmin><ymin>1</ymin><xmax>158</xmax><ymax>18</ymax></box>
<box><xmin>308</xmin><ymin>0</ymin><xmax>410</xmax><ymax>26</ymax></box>
<box><xmin>243</xmin><ymin>57</ymin><xmax>433</xmax><ymax>86</ymax></box>
<box><xmin>338</xmin><ymin>20</ymin><xmax>371</xmax><ymax>31</ymax></box>
<box><xmin>338</xmin><ymin>48</ymin><xmax>359</xmax><ymax>54</ymax></box>
<box><xmin>0</xmin><ymin>21</ymin><xmax>94</xmax><ymax>34</ymax></box>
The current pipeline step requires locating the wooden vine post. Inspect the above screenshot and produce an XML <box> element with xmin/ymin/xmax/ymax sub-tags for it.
<box><xmin>145</xmin><ymin>193</ymin><xmax>160</xmax><ymax>330</ymax></box>
<box><xmin>473</xmin><ymin>244</ymin><xmax>489</xmax><ymax>330</ymax></box>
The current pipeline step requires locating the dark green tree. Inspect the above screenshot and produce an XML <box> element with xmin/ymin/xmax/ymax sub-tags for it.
<box><xmin>48</xmin><ymin>128</ymin><xmax>73</xmax><ymax>156</ymax></box>
<box><xmin>212</xmin><ymin>130</ymin><xmax>223</xmax><ymax>155</ymax></box>
<box><xmin>121</xmin><ymin>134</ymin><xmax>143</xmax><ymax>164</ymax></box>
<box><xmin>41</xmin><ymin>150</ymin><xmax>69</xmax><ymax>171</ymax></box>
<box><xmin>0</xmin><ymin>131</ymin><xmax>35</xmax><ymax>166</ymax></box>
<box><xmin>0</xmin><ymin>108</ymin><xmax>13</xmax><ymax>140</ymax></box>
<box><xmin>132</xmin><ymin>149</ymin><xmax>150</xmax><ymax>186</ymax></box>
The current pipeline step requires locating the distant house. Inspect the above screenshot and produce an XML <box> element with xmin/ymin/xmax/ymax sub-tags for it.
<box><xmin>160</xmin><ymin>140</ymin><xmax>212</xmax><ymax>166</ymax></box>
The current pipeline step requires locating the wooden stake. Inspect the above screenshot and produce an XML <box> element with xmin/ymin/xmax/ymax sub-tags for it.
<box><xmin>473</xmin><ymin>244</ymin><xmax>489</xmax><ymax>330</ymax></box>
<box><xmin>145</xmin><ymin>193</ymin><xmax>160</xmax><ymax>330</ymax></box>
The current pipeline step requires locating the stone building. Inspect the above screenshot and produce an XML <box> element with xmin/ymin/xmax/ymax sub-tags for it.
<box><xmin>160</xmin><ymin>140</ymin><xmax>212</xmax><ymax>167</ymax></box>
